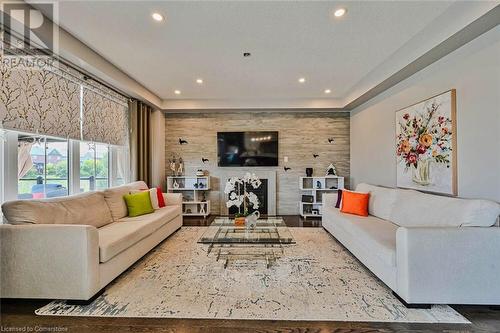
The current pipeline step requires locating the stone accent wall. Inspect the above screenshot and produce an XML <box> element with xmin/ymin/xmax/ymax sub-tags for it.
<box><xmin>164</xmin><ymin>112</ymin><xmax>350</xmax><ymax>215</ymax></box>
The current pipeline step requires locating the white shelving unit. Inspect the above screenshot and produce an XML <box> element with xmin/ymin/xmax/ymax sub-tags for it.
<box><xmin>166</xmin><ymin>176</ymin><xmax>211</xmax><ymax>217</ymax></box>
<box><xmin>299</xmin><ymin>176</ymin><xmax>344</xmax><ymax>219</ymax></box>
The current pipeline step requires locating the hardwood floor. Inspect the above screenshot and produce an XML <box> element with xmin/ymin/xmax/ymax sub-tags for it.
<box><xmin>183</xmin><ymin>214</ymin><xmax>323</xmax><ymax>227</ymax></box>
<box><xmin>1</xmin><ymin>215</ymin><xmax>499</xmax><ymax>333</ymax></box>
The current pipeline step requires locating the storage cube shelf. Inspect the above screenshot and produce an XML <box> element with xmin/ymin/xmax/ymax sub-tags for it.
<box><xmin>167</xmin><ymin>176</ymin><xmax>211</xmax><ymax>217</ymax></box>
<box><xmin>299</xmin><ymin>176</ymin><xmax>344</xmax><ymax>219</ymax></box>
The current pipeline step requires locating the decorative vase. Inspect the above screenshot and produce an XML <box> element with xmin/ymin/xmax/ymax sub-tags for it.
<box><xmin>306</xmin><ymin>168</ymin><xmax>313</xmax><ymax>177</ymax></box>
<box><xmin>245</xmin><ymin>211</ymin><xmax>260</xmax><ymax>230</ymax></box>
<box><xmin>234</xmin><ymin>217</ymin><xmax>246</xmax><ymax>226</ymax></box>
<box><xmin>411</xmin><ymin>158</ymin><xmax>431</xmax><ymax>185</ymax></box>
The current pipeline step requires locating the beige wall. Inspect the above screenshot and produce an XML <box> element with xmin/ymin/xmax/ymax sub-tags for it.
<box><xmin>351</xmin><ymin>27</ymin><xmax>500</xmax><ymax>202</ymax></box>
<box><xmin>164</xmin><ymin>112</ymin><xmax>350</xmax><ymax>215</ymax></box>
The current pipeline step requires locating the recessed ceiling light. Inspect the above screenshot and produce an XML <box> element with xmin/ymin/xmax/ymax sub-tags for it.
<box><xmin>174</xmin><ymin>90</ymin><xmax>181</xmax><ymax>95</ymax></box>
<box><xmin>324</xmin><ymin>89</ymin><xmax>331</xmax><ymax>94</ymax></box>
<box><xmin>334</xmin><ymin>8</ymin><xmax>347</xmax><ymax>17</ymax></box>
<box><xmin>152</xmin><ymin>13</ymin><xmax>164</xmax><ymax>22</ymax></box>
<box><xmin>298</xmin><ymin>77</ymin><xmax>306</xmax><ymax>83</ymax></box>
<box><xmin>196</xmin><ymin>78</ymin><xmax>203</xmax><ymax>84</ymax></box>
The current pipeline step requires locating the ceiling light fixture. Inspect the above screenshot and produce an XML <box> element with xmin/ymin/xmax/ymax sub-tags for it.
<box><xmin>196</xmin><ymin>78</ymin><xmax>203</xmax><ymax>84</ymax></box>
<box><xmin>324</xmin><ymin>89</ymin><xmax>331</xmax><ymax>94</ymax></box>
<box><xmin>152</xmin><ymin>13</ymin><xmax>164</xmax><ymax>22</ymax></box>
<box><xmin>298</xmin><ymin>77</ymin><xmax>306</xmax><ymax>83</ymax></box>
<box><xmin>334</xmin><ymin>8</ymin><xmax>346</xmax><ymax>17</ymax></box>
<box><xmin>174</xmin><ymin>90</ymin><xmax>181</xmax><ymax>95</ymax></box>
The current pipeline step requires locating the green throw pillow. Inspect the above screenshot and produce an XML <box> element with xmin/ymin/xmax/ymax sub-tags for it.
<box><xmin>123</xmin><ymin>191</ymin><xmax>154</xmax><ymax>217</ymax></box>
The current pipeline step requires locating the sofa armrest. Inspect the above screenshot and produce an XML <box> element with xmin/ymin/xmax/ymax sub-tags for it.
<box><xmin>396</xmin><ymin>226</ymin><xmax>500</xmax><ymax>304</ymax></box>
<box><xmin>163</xmin><ymin>193</ymin><xmax>182</xmax><ymax>206</ymax></box>
<box><xmin>0</xmin><ymin>224</ymin><xmax>100</xmax><ymax>300</ymax></box>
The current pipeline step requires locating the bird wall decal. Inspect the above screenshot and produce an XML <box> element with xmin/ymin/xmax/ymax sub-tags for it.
<box><xmin>313</xmin><ymin>154</ymin><xmax>319</xmax><ymax>158</ymax></box>
<box><xmin>202</xmin><ymin>158</ymin><xmax>209</xmax><ymax>163</ymax></box>
<box><xmin>179</xmin><ymin>138</ymin><xmax>188</xmax><ymax>145</ymax></box>
<box><xmin>284</xmin><ymin>166</ymin><xmax>291</xmax><ymax>172</ymax></box>
<box><xmin>328</xmin><ymin>138</ymin><xmax>335</xmax><ymax>143</ymax></box>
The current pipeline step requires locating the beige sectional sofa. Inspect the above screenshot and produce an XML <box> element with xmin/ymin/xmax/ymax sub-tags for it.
<box><xmin>0</xmin><ymin>181</ymin><xmax>182</xmax><ymax>301</ymax></box>
<box><xmin>323</xmin><ymin>183</ymin><xmax>500</xmax><ymax>306</ymax></box>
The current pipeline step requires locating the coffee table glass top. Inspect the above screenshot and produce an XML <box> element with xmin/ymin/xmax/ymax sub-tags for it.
<box><xmin>198</xmin><ymin>216</ymin><xmax>295</xmax><ymax>244</ymax></box>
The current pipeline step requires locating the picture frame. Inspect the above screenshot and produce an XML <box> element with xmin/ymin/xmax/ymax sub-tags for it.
<box><xmin>395</xmin><ymin>89</ymin><xmax>457</xmax><ymax>196</ymax></box>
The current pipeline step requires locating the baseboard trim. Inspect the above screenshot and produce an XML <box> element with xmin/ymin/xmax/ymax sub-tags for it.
<box><xmin>392</xmin><ymin>291</ymin><xmax>431</xmax><ymax>309</ymax></box>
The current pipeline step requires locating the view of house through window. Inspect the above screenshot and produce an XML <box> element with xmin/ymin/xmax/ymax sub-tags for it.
<box><xmin>79</xmin><ymin>142</ymin><xmax>110</xmax><ymax>192</ymax></box>
<box><xmin>4</xmin><ymin>131</ymin><xmax>123</xmax><ymax>201</ymax></box>
<box><xmin>17</xmin><ymin>135</ymin><xmax>69</xmax><ymax>199</ymax></box>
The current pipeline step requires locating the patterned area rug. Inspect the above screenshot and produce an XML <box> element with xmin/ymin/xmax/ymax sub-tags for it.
<box><xmin>36</xmin><ymin>227</ymin><xmax>469</xmax><ymax>323</ymax></box>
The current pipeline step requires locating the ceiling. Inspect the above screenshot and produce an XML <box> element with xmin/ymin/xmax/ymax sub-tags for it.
<box><xmin>32</xmin><ymin>1</ymin><xmax>497</xmax><ymax>110</ymax></box>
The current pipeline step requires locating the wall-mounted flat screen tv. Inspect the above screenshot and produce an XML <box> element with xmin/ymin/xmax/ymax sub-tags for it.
<box><xmin>217</xmin><ymin>131</ymin><xmax>278</xmax><ymax>167</ymax></box>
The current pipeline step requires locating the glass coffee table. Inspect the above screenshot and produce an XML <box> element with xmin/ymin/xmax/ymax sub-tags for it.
<box><xmin>198</xmin><ymin>216</ymin><xmax>295</xmax><ymax>268</ymax></box>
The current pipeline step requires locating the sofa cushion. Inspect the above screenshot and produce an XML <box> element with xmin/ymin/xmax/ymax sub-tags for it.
<box><xmin>331</xmin><ymin>208</ymin><xmax>398</xmax><ymax>266</ymax></box>
<box><xmin>340</xmin><ymin>190</ymin><xmax>369</xmax><ymax>216</ymax></box>
<box><xmin>355</xmin><ymin>183</ymin><xmax>397</xmax><ymax>221</ymax></box>
<box><xmin>103</xmin><ymin>181</ymin><xmax>149</xmax><ymax>221</ymax></box>
<box><xmin>123</xmin><ymin>191</ymin><xmax>154</xmax><ymax>217</ymax></box>
<box><xmin>391</xmin><ymin>188</ymin><xmax>500</xmax><ymax>227</ymax></box>
<box><xmin>98</xmin><ymin>205</ymin><xmax>179</xmax><ymax>262</ymax></box>
<box><xmin>1</xmin><ymin>191</ymin><xmax>112</xmax><ymax>227</ymax></box>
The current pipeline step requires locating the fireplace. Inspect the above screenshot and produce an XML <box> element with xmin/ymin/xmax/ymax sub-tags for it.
<box><xmin>228</xmin><ymin>179</ymin><xmax>268</xmax><ymax>215</ymax></box>
<box><xmin>220</xmin><ymin>170</ymin><xmax>276</xmax><ymax>216</ymax></box>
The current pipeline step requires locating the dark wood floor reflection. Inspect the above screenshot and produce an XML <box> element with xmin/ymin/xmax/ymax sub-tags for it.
<box><xmin>183</xmin><ymin>214</ymin><xmax>322</xmax><ymax>227</ymax></box>
<box><xmin>1</xmin><ymin>299</ymin><xmax>500</xmax><ymax>333</ymax></box>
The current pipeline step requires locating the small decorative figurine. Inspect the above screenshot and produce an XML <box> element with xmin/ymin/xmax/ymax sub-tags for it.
<box><xmin>177</xmin><ymin>157</ymin><xmax>184</xmax><ymax>175</ymax></box>
<box><xmin>169</xmin><ymin>158</ymin><xmax>177</xmax><ymax>176</ymax></box>
<box><xmin>316</xmin><ymin>181</ymin><xmax>322</xmax><ymax>189</ymax></box>
<box><xmin>326</xmin><ymin>163</ymin><xmax>337</xmax><ymax>176</ymax></box>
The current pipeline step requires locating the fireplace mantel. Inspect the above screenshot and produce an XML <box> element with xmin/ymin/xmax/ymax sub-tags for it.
<box><xmin>219</xmin><ymin>169</ymin><xmax>277</xmax><ymax>215</ymax></box>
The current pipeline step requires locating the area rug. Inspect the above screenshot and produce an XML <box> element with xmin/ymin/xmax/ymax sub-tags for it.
<box><xmin>36</xmin><ymin>227</ymin><xmax>469</xmax><ymax>323</ymax></box>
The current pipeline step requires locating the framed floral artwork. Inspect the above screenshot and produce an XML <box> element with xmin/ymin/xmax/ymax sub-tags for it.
<box><xmin>395</xmin><ymin>89</ymin><xmax>457</xmax><ymax>195</ymax></box>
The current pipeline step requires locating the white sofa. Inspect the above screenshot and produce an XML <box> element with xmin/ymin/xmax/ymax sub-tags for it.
<box><xmin>323</xmin><ymin>183</ymin><xmax>500</xmax><ymax>306</ymax></box>
<box><xmin>0</xmin><ymin>181</ymin><xmax>182</xmax><ymax>301</ymax></box>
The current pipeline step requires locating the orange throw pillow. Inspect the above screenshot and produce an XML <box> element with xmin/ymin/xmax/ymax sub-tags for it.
<box><xmin>340</xmin><ymin>190</ymin><xmax>370</xmax><ymax>217</ymax></box>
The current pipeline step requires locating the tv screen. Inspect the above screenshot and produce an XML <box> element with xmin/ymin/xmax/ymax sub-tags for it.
<box><xmin>217</xmin><ymin>131</ymin><xmax>278</xmax><ymax>167</ymax></box>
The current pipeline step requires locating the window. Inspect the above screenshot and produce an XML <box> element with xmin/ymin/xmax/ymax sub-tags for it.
<box><xmin>0</xmin><ymin>130</ymin><xmax>128</xmax><ymax>204</ymax></box>
<box><xmin>79</xmin><ymin>142</ymin><xmax>109</xmax><ymax>192</ymax></box>
<box><xmin>110</xmin><ymin>145</ymin><xmax>130</xmax><ymax>187</ymax></box>
<box><xmin>17</xmin><ymin>134</ymin><xmax>69</xmax><ymax>199</ymax></box>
